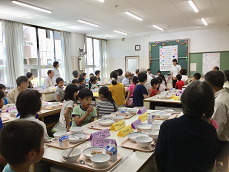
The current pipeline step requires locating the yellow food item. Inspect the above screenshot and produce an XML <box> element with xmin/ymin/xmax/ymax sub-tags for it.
<box><xmin>91</xmin><ymin>151</ymin><xmax>102</xmax><ymax>155</ymax></box>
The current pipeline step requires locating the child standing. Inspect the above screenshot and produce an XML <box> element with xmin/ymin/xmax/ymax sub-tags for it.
<box><xmin>16</xmin><ymin>89</ymin><xmax>49</xmax><ymax>142</ymax></box>
<box><xmin>147</xmin><ymin>69</ymin><xmax>154</xmax><ymax>77</ymax></box>
<box><xmin>0</xmin><ymin>120</ymin><xmax>44</xmax><ymax>172</ymax></box>
<box><xmin>175</xmin><ymin>74</ymin><xmax>185</xmax><ymax>89</ymax></box>
<box><xmin>180</xmin><ymin>68</ymin><xmax>189</xmax><ymax>85</ymax></box>
<box><xmin>78</xmin><ymin>77</ymin><xmax>86</xmax><ymax>90</ymax></box>
<box><xmin>0</xmin><ymin>84</ymin><xmax>8</xmax><ymax>105</ymax></box>
<box><xmin>133</xmin><ymin>73</ymin><xmax>149</xmax><ymax>107</ymax></box>
<box><xmin>126</xmin><ymin>76</ymin><xmax>138</xmax><ymax>107</ymax></box>
<box><xmin>96</xmin><ymin>87</ymin><xmax>118</xmax><ymax>119</ymax></box>
<box><xmin>155</xmin><ymin>70</ymin><xmax>161</xmax><ymax>78</ymax></box>
<box><xmin>95</xmin><ymin>70</ymin><xmax>101</xmax><ymax>81</ymax></box>
<box><xmin>88</xmin><ymin>76</ymin><xmax>98</xmax><ymax>89</ymax></box>
<box><xmin>72</xmin><ymin>79</ymin><xmax>79</xmax><ymax>87</ymax></box>
<box><xmin>71</xmin><ymin>88</ymin><xmax>97</xmax><ymax>126</ymax></box>
<box><xmin>108</xmin><ymin>71</ymin><xmax>126</xmax><ymax>107</ymax></box>
<box><xmin>55</xmin><ymin>77</ymin><xmax>64</xmax><ymax>103</ymax></box>
<box><xmin>122</xmin><ymin>71</ymin><xmax>131</xmax><ymax>86</ymax></box>
<box><xmin>53</xmin><ymin>84</ymin><xmax>79</xmax><ymax>132</ymax></box>
<box><xmin>149</xmin><ymin>78</ymin><xmax>161</xmax><ymax>97</ymax></box>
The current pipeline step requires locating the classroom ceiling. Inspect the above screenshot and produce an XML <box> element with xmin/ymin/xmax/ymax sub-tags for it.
<box><xmin>0</xmin><ymin>0</ymin><xmax>228</xmax><ymax>39</ymax></box>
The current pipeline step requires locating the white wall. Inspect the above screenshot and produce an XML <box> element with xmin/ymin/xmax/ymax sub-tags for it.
<box><xmin>106</xmin><ymin>26</ymin><xmax>229</xmax><ymax>75</ymax></box>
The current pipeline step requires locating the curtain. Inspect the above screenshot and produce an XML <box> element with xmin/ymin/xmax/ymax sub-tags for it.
<box><xmin>61</xmin><ymin>31</ymin><xmax>72</xmax><ymax>81</ymax></box>
<box><xmin>99</xmin><ymin>40</ymin><xmax>107</xmax><ymax>80</ymax></box>
<box><xmin>2</xmin><ymin>20</ymin><xmax>24</xmax><ymax>87</ymax></box>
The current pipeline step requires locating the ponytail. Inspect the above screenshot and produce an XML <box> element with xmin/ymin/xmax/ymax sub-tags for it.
<box><xmin>110</xmin><ymin>71</ymin><xmax>118</xmax><ymax>85</ymax></box>
<box><xmin>88</xmin><ymin>82</ymin><xmax>92</xmax><ymax>89</ymax></box>
<box><xmin>99</xmin><ymin>87</ymin><xmax>117</xmax><ymax>110</ymax></box>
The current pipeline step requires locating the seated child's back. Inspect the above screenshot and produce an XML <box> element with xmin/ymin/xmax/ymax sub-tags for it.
<box><xmin>175</xmin><ymin>74</ymin><xmax>184</xmax><ymax>89</ymax></box>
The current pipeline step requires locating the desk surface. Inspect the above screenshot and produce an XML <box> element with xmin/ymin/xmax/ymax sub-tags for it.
<box><xmin>143</xmin><ymin>96</ymin><xmax>181</xmax><ymax>104</ymax></box>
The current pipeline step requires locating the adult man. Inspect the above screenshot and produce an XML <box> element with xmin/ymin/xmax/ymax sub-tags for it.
<box><xmin>6</xmin><ymin>76</ymin><xmax>29</xmax><ymax>104</ymax></box>
<box><xmin>205</xmin><ymin>71</ymin><xmax>229</xmax><ymax>171</ymax></box>
<box><xmin>44</xmin><ymin>70</ymin><xmax>55</xmax><ymax>88</ymax></box>
<box><xmin>95</xmin><ymin>70</ymin><xmax>101</xmax><ymax>81</ymax></box>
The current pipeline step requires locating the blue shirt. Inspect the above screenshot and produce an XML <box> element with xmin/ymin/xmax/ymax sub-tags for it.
<box><xmin>133</xmin><ymin>84</ymin><xmax>148</xmax><ymax>107</ymax></box>
<box><xmin>4</xmin><ymin>97</ymin><xmax>8</xmax><ymax>105</ymax></box>
<box><xmin>122</xmin><ymin>77</ymin><xmax>130</xmax><ymax>86</ymax></box>
<box><xmin>3</xmin><ymin>164</ymin><xmax>30</xmax><ymax>172</ymax></box>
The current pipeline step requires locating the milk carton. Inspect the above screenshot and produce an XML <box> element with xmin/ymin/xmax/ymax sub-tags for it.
<box><xmin>59</xmin><ymin>136</ymin><xmax>69</xmax><ymax>148</ymax></box>
<box><xmin>106</xmin><ymin>146</ymin><xmax>117</xmax><ymax>162</ymax></box>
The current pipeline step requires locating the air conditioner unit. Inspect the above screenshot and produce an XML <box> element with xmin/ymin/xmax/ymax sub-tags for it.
<box><xmin>79</xmin><ymin>56</ymin><xmax>86</xmax><ymax>70</ymax></box>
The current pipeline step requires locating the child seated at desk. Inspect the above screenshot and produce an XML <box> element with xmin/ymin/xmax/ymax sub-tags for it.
<box><xmin>55</xmin><ymin>77</ymin><xmax>64</xmax><ymax>103</ymax></box>
<box><xmin>0</xmin><ymin>120</ymin><xmax>44</xmax><ymax>172</ymax></box>
<box><xmin>16</xmin><ymin>89</ymin><xmax>49</xmax><ymax>142</ymax></box>
<box><xmin>53</xmin><ymin>84</ymin><xmax>78</xmax><ymax>132</ymax></box>
<box><xmin>71</xmin><ymin>88</ymin><xmax>97</xmax><ymax>126</ymax></box>
<box><xmin>0</xmin><ymin>84</ymin><xmax>8</xmax><ymax>105</ymax></box>
<box><xmin>96</xmin><ymin>87</ymin><xmax>118</xmax><ymax>119</ymax></box>
<box><xmin>78</xmin><ymin>77</ymin><xmax>86</xmax><ymax>91</ymax></box>
<box><xmin>72</xmin><ymin>79</ymin><xmax>79</xmax><ymax>87</ymax></box>
<box><xmin>88</xmin><ymin>76</ymin><xmax>98</xmax><ymax>89</ymax></box>
<box><xmin>192</xmin><ymin>72</ymin><xmax>201</xmax><ymax>82</ymax></box>
<box><xmin>157</xmin><ymin>77</ymin><xmax>170</xmax><ymax>92</ymax></box>
<box><xmin>149</xmin><ymin>78</ymin><xmax>160</xmax><ymax>97</ymax></box>
<box><xmin>175</xmin><ymin>74</ymin><xmax>184</xmax><ymax>90</ymax></box>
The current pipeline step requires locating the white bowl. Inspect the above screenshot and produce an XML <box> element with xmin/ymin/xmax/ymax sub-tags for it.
<box><xmin>157</xmin><ymin>95</ymin><xmax>165</xmax><ymax>99</ymax></box>
<box><xmin>68</xmin><ymin>133</ymin><xmax>87</xmax><ymax>143</ymax></box>
<box><xmin>137</xmin><ymin>124</ymin><xmax>152</xmax><ymax>131</ymax></box>
<box><xmin>9</xmin><ymin>109</ymin><xmax>18</xmax><ymax>115</ymax></box>
<box><xmin>151</xmin><ymin>124</ymin><xmax>161</xmax><ymax>131</ymax></box>
<box><xmin>164</xmin><ymin>109</ymin><xmax>175</xmax><ymax>113</ymax></box>
<box><xmin>118</xmin><ymin>107</ymin><xmax>128</xmax><ymax>111</ymax></box>
<box><xmin>102</xmin><ymin>115</ymin><xmax>113</xmax><ymax>119</ymax></box>
<box><xmin>90</xmin><ymin>154</ymin><xmax>110</xmax><ymax>168</ymax></box>
<box><xmin>147</xmin><ymin>130</ymin><xmax>159</xmax><ymax>140</ymax></box>
<box><xmin>128</xmin><ymin>132</ymin><xmax>148</xmax><ymax>142</ymax></box>
<box><xmin>113</xmin><ymin>116</ymin><xmax>124</xmax><ymax>122</ymax></box>
<box><xmin>62</xmin><ymin>148</ymin><xmax>81</xmax><ymax>163</ymax></box>
<box><xmin>153</xmin><ymin>120</ymin><xmax>163</xmax><ymax>125</ymax></box>
<box><xmin>150</xmin><ymin>111</ymin><xmax>162</xmax><ymax>116</ymax></box>
<box><xmin>83</xmin><ymin>147</ymin><xmax>106</xmax><ymax>159</ymax></box>
<box><xmin>127</xmin><ymin>108</ymin><xmax>138</xmax><ymax>115</ymax></box>
<box><xmin>53</xmin><ymin>132</ymin><xmax>68</xmax><ymax>140</ymax></box>
<box><xmin>70</xmin><ymin>127</ymin><xmax>84</xmax><ymax>134</ymax></box>
<box><xmin>159</xmin><ymin>112</ymin><xmax>170</xmax><ymax>119</ymax></box>
<box><xmin>135</xmin><ymin>136</ymin><xmax>153</xmax><ymax>148</ymax></box>
<box><xmin>98</xmin><ymin>119</ymin><xmax>114</xmax><ymax>126</ymax></box>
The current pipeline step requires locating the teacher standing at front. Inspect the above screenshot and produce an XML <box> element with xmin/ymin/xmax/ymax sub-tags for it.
<box><xmin>170</xmin><ymin>59</ymin><xmax>181</xmax><ymax>88</ymax></box>
<box><xmin>53</xmin><ymin>61</ymin><xmax>61</xmax><ymax>83</ymax></box>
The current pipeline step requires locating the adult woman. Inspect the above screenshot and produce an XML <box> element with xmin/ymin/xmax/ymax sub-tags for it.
<box><xmin>26</xmin><ymin>72</ymin><xmax>34</xmax><ymax>88</ymax></box>
<box><xmin>170</xmin><ymin>59</ymin><xmax>181</xmax><ymax>88</ymax></box>
<box><xmin>53</xmin><ymin>61</ymin><xmax>60</xmax><ymax>83</ymax></box>
<box><xmin>155</xmin><ymin>81</ymin><xmax>218</xmax><ymax>172</ymax></box>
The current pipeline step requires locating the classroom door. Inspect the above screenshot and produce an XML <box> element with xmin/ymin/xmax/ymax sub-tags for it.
<box><xmin>125</xmin><ymin>56</ymin><xmax>139</xmax><ymax>74</ymax></box>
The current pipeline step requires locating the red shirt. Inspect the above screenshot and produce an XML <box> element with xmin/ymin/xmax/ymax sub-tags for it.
<box><xmin>175</xmin><ymin>80</ymin><xmax>185</xmax><ymax>89</ymax></box>
<box><xmin>150</xmin><ymin>89</ymin><xmax>158</xmax><ymax>97</ymax></box>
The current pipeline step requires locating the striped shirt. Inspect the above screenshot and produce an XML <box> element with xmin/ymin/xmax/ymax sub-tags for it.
<box><xmin>96</xmin><ymin>100</ymin><xmax>118</xmax><ymax>117</ymax></box>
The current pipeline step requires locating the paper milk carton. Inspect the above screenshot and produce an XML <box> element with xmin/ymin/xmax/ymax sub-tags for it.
<box><xmin>59</xmin><ymin>136</ymin><xmax>69</xmax><ymax>148</ymax></box>
<box><xmin>106</xmin><ymin>146</ymin><xmax>117</xmax><ymax>162</ymax></box>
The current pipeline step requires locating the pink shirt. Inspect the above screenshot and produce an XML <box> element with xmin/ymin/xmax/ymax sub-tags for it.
<box><xmin>210</xmin><ymin>119</ymin><xmax>218</xmax><ymax>130</ymax></box>
<box><xmin>159</xmin><ymin>84</ymin><xmax>166</xmax><ymax>92</ymax></box>
<box><xmin>128</xmin><ymin>84</ymin><xmax>136</xmax><ymax>97</ymax></box>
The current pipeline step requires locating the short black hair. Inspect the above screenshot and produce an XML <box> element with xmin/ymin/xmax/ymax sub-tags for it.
<box><xmin>80</xmin><ymin>73</ymin><xmax>86</xmax><ymax>77</ymax></box>
<box><xmin>172</xmin><ymin>59</ymin><xmax>178</xmax><ymax>63</ymax></box>
<box><xmin>205</xmin><ymin>71</ymin><xmax>225</xmax><ymax>88</ymax></box>
<box><xmin>147</xmin><ymin>69</ymin><xmax>151</xmax><ymax>71</ymax></box>
<box><xmin>16</xmin><ymin>76</ymin><xmax>28</xmax><ymax>87</ymax></box>
<box><xmin>72</xmin><ymin>79</ymin><xmax>79</xmax><ymax>84</ymax></box>
<box><xmin>135</xmin><ymin>69</ymin><xmax>139</xmax><ymax>74</ymax></box>
<box><xmin>138</xmin><ymin>72</ymin><xmax>147</xmax><ymax>82</ymax></box>
<box><xmin>176</xmin><ymin>74</ymin><xmax>182</xmax><ymax>80</ymax></box>
<box><xmin>53</xmin><ymin>61</ymin><xmax>59</xmax><ymax>67</ymax></box>
<box><xmin>181</xmin><ymin>81</ymin><xmax>214</xmax><ymax>119</ymax></box>
<box><xmin>78</xmin><ymin>77</ymin><xmax>85</xmax><ymax>84</ymax></box>
<box><xmin>157</xmin><ymin>70</ymin><xmax>161</xmax><ymax>74</ymax></box>
<box><xmin>224</xmin><ymin>70</ymin><xmax>229</xmax><ymax>82</ymax></box>
<box><xmin>132</xmin><ymin>76</ymin><xmax>139</xmax><ymax>84</ymax></box>
<box><xmin>72</xmin><ymin>70</ymin><xmax>79</xmax><ymax>78</ymax></box>
<box><xmin>95</xmin><ymin>70</ymin><xmax>100</xmax><ymax>75</ymax></box>
<box><xmin>47</xmin><ymin>70</ymin><xmax>52</xmax><ymax>76</ymax></box>
<box><xmin>180</xmin><ymin>68</ymin><xmax>187</xmax><ymax>75</ymax></box>
<box><xmin>0</xmin><ymin>120</ymin><xmax>44</xmax><ymax>166</ymax></box>
<box><xmin>78</xmin><ymin>88</ymin><xmax>93</xmax><ymax>100</ymax></box>
<box><xmin>56</xmin><ymin>77</ymin><xmax>64</xmax><ymax>84</ymax></box>
<box><xmin>26</xmin><ymin>72</ymin><xmax>33</xmax><ymax>79</ymax></box>
<box><xmin>114</xmin><ymin>70</ymin><xmax>118</xmax><ymax>74</ymax></box>
<box><xmin>213</xmin><ymin>66</ymin><xmax>219</xmax><ymax>70</ymax></box>
<box><xmin>64</xmin><ymin>84</ymin><xmax>78</xmax><ymax>101</ymax></box>
<box><xmin>151</xmin><ymin>78</ymin><xmax>159</xmax><ymax>86</ymax></box>
<box><xmin>0</xmin><ymin>90</ymin><xmax>4</xmax><ymax>100</ymax></box>
<box><xmin>117</xmin><ymin>69</ymin><xmax>123</xmax><ymax>76</ymax></box>
<box><xmin>90</xmin><ymin>73</ymin><xmax>94</xmax><ymax>76</ymax></box>
<box><xmin>193</xmin><ymin>73</ymin><xmax>201</xmax><ymax>80</ymax></box>
<box><xmin>16</xmin><ymin>90</ymin><xmax>41</xmax><ymax>117</ymax></box>
<box><xmin>0</xmin><ymin>84</ymin><xmax>6</xmax><ymax>90</ymax></box>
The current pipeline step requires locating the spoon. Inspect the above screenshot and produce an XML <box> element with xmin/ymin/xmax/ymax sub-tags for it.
<box><xmin>65</xmin><ymin>147</ymin><xmax>75</xmax><ymax>159</ymax></box>
<box><xmin>79</xmin><ymin>160</ymin><xmax>94</xmax><ymax>168</ymax></box>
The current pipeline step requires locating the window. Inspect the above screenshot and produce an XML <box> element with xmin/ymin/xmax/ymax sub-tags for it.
<box><xmin>23</xmin><ymin>25</ymin><xmax>62</xmax><ymax>87</ymax></box>
<box><xmin>0</xmin><ymin>22</ymin><xmax>5</xmax><ymax>84</ymax></box>
<box><xmin>86</xmin><ymin>37</ymin><xmax>100</xmax><ymax>77</ymax></box>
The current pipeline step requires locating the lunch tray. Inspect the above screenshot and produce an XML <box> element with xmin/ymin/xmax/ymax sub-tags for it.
<box><xmin>121</xmin><ymin>138</ymin><xmax>155</xmax><ymax>152</ymax></box>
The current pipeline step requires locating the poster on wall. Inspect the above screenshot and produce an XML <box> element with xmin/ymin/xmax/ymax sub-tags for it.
<box><xmin>202</xmin><ymin>53</ymin><xmax>220</xmax><ymax>75</ymax></box>
<box><xmin>159</xmin><ymin>45</ymin><xmax>178</xmax><ymax>71</ymax></box>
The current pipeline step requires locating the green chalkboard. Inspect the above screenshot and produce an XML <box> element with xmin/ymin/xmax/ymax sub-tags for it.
<box><xmin>149</xmin><ymin>39</ymin><xmax>189</xmax><ymax>76</ymax></box>
<box><xmin>189</xmin><ymin>51</ymin><xmax>229</xmax><ymax>76</ymax></box>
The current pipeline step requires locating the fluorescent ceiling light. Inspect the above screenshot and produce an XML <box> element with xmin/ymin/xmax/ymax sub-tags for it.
<box><xmin>12</xmin><ymin>0</ymin><xmax>52</xmax><ymax>13</ymax></box>
<box><xmin>153</xmin><ymin>25</ymin><xmax>163</xmax><ymax>31</ymax></box>
<box><xmin>125</xmin><ymin>12</ymin><xmax>143</xmax><ymax>21</ymax></box>
<box><xmin>188</xmin><ymin>1</ymin><xmax>198</xmax><ymax>13</ymax></box>
<box><xmin>114</xmin><ymin>30</ymin><xmax>128</xmax><ymax>35</ymax></box>
<box><xmin>201</xmin><ymin>18</ymin><xmax>208</xmax><ymax>25</ymax></box>
<box><xmin>78</xmin><ymin>19</ymin><xmax>99</xmax><ymax>27</ymax></box>
<box><xmin>98</xmin><ymin>0</ymin><xmax>104</xmax><ymax>2</ymax></box>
